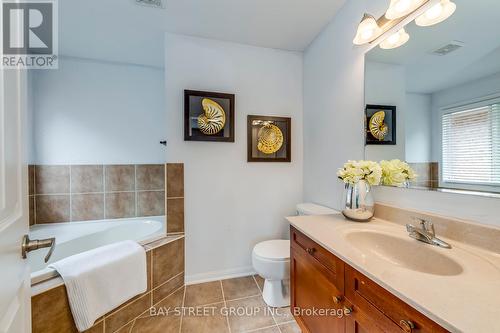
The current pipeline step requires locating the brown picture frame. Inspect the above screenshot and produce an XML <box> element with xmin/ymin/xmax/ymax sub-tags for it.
<box><xmin>247</xmin><ymin>115</ymin><xmax>291</xmax><ymax>162</ymax></box>
<box><xmin>184</xmin><ymin>90</ymin><xmax>235</xmax><ymax>142</ymax></box>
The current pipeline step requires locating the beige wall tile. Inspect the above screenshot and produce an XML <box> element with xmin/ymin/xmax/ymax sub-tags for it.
<box><xmin>136</xmin><ymin>165</ymin><xmax>165</xmax><ymax>191</ymax></box>
<box><xmin>71</xmin><ymin>194</ymin><xmax>104</xmax><ymax>221</ymax></box>
<box><xmin>166</xmin><ymin>198</ymin><xmax>184</xmax><ymax>233</ymax></box>
<box><xmin>105</xmin><ymin>192</ymin><xmax>136</xmax><ymax>219</ymax></box>
<box><xmin>152</xmin><ymin>273</ymin><xmax>184</xmax><ymax>305</ymax></box>
<box><xmin>36</xmin><ymin>195</ymin><xmax>70</xmax><ymax>224</ymax></box>
<box><xmin>105</xmin><ymin>165</ymin><xmax>135</xmax><ymax>192</ymax></box>
<box><xmin>32</xmin><ymin>285</ymin><xmax>77</xmax><ymax>333</ymax></box>
<box><xmin>35</xmin><ymin>165</ymin><xmax>70</xmax><ymax>194</ymax></box>
<box><xmin>105</xmin><ymin>293</ymin><xmax>151</xmax><ymax>333</ymax></box>
<box><xmin>137</xmin><ymin>191</ymin><xmax>165</xmax><ymax>217</ymax></box>
<box><xmin>29</xmin><ymin>165</ymin><xmax>35</xmax><ymax>195</ymax></box>
<box><xmin>71</xmin><ymin>165</ymin><xmax>104</xmax><ymax>193</ymax></box>
<box><xmin>29</xmin><ymin>196</ymin><xmax>35</xmax><ymax>226</ymax></box>
<box><xmin>153</xmin><ymin>238</ymin><xmax>184</xmax><ymax>288</ymax></box>
<box><xmin>166</xmin><ymin>164</ymin><xmax>184</xmax><ymax>198</ymax></box>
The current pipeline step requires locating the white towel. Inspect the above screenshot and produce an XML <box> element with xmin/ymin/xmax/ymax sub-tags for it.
<box><xmin>49</xmin><ymin>240</ymin><xmax>147</xmax><ymax>332</ymax></box>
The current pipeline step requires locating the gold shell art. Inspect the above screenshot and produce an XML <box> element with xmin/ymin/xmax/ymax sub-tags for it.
<box><xmin>369</xmin><ymin>111</ymin><xmax>389</xmax><ymax>141</ymax></box>
<box><xmin>197</xmin><ymin>98</ymin><xmax>226</xmax><ymax>135</ymax></box>
<box><xmin>257</xmin><ymin>124</ymin><xmax>284</xmax><ymax>154</ymax></box>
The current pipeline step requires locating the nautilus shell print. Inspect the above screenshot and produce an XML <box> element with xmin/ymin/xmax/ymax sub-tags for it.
<box><xmin>197</xmin><ymin>98</ymin><xmax>226</xmax><ymax>135</ymax></box>
<box><xmin>257</xmin><ymin>124</ymin><xmax>284</xmax><ymax>154</ymax></box>
<box><xmin>369</xmin><ymin>111</ymin><xmax>389</xmax><ymax>141</ymax></box>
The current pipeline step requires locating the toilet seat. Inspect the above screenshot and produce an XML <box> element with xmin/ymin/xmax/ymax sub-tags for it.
<box><xmin>253</xmin><ymin>240</ymin><xmax>290</xmax><ymax>261</ymax></box>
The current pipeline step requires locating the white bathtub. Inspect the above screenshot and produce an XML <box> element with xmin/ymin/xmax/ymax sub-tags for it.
<box><xmin>28</xmin><ymin>216</ymin><xmax>165</xmax><ymax>284</ymax></box>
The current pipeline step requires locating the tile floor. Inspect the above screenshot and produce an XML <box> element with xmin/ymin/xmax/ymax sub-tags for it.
<box><xmin>123</xmin><ymin>275</ymin><xmax>301</xmax><ymax>333</ymax></box>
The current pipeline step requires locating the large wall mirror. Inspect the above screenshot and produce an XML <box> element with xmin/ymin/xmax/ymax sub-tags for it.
<box><xmin>364</xmin><ymin>0</ymin><xmax>500</xmax><ymax>197</ymax></box>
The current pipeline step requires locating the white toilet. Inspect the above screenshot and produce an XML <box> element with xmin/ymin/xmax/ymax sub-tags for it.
<box><xmin>252</xmin><ymin>203</ymin><xmax>339</xmax><ymax>307</ymax></box>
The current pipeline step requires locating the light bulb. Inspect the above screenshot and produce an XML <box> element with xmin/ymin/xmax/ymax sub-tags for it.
<box><xmin>353</xmin><ymin>14</ymin><xmax>382</xmax><ymax>45</ymax></box>
<box><xmin>386</xmin><ymin>0</ymin><xmax>425</xmax><ymax>19</ymax></box>
<box><xmin>380</xmin><ymin>29</ymin><xmax>410</xmax><ymax>49</ymax></box>
<box><xmin>415</xmin><ymin>0</ymin><xmax>456</xmax><ymax>27</ymax></box>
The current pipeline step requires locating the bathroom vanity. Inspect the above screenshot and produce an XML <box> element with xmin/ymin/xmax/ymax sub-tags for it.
<box><xmin>288</xmin><ymin>211</ymin><xmax>500</xmax><ymax>333</ymax></box>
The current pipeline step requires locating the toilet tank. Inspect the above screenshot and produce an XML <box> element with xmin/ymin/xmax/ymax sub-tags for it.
<box><xmin>296</xmin><ymin>203</ymin><xmax>339</xmax><ymax>216</ymax></box>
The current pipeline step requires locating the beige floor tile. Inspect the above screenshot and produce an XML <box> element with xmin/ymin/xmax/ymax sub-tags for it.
<box><xmin>180</xmin><ymin>302</ymin><xmax>229</xmax><ymax>333</ymax></box>
<box><xmin>184</xmin><ymin>281</ymin><xmax>224</xmax><ymax>307</ymax></box>
<box><xmin>251</xmin><ymin>326</ymin><xmax>280</xmax><ymax>333</ymax></box>
<box><xmin>131</xmin><ymin>287</ymin><xmax>184</xmax><ymax>333</ymax></box>
<box><xmin>222</xmin><ymin>276</ymin><xmax>260</xmax><ymax>301</ymax></box>
<box><xmin>226</xmin><ymin>296</ymin><xmax>275</xmax><ymax>332</ymax></box>
<box><xmin>279</xmin><ymin>321</ymin><xmax>301</xmax><ymax>333</ymax></box>
<box><xmin>254</xmin><ymin>275</ymin><xmax>265</xmax><ymax>292</ymax></box>
<box><xmin>271</xmin><ymin>306</ymin><xmax>294</xmax><ymax>324</ymax></box>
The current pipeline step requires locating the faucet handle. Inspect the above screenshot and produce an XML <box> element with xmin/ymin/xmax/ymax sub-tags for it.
<box><xmin>412</xmin><ymin>217</ymin><xmax>435</xmax><ymax>236</ymax></box>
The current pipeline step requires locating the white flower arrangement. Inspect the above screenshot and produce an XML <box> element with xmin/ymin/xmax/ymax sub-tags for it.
<box><xmin>380</xmin><ymin>159</ymin><xmax>417</xmax><ymax>187</ymax></box>
<box><xmin>337</xmin><ymin>160</ymin><xmax>382</xmax><ymax>186</ymax></box>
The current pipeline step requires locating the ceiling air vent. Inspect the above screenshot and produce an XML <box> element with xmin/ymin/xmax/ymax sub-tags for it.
<box><xmin>431</xmin><ymin>41</ymin><xmax>464</xmax><ymax>56</ymax></box>
<box><xmin>135</xmin><ymin>0</ymin><xmax>164</xmax><ymax>9</ymax></box>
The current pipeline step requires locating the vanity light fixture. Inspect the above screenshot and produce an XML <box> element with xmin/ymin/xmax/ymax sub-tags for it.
<box><xmin>380</xmin><ymin>29</ymin><xmax>410</xmax><ymax>49</ymax></box>
<box><xmin>353</xmin><ymin>14</ymin><xmax>382</xmax><ymax>45</ymax></box>
<box><xmin>415</xmin><ymin>0</ymin><xmax>456</xmax><ymax>26</ymax></box>
<box><xmin>386</xmin><ymin>0</ymin><xmax>426</xmax><ymax>20</ymax></box>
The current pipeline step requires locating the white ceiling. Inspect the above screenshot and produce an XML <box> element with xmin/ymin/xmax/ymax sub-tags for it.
<box><xmin>59</xmin><ymin>0</ymin><xmax>346</xmax><ymax>67</ymax></box>
<box><xmin>366</xmin><ymin>0</ymin><xmax>500</xmax><ymax>94</ymax></box>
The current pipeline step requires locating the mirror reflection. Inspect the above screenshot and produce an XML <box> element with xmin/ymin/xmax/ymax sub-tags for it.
<box><xmin>365</xmin><ymin>0</ymin><xmax>500</xmax><ymax>195</ymax></box>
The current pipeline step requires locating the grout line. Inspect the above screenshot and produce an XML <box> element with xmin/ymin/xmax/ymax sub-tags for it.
<box><xmin>179</xmin><ymin>283</ymin><xmax>187</xmax><ymax>333</ymax></box>
<box><xmin>224</xmin><ymin>293</ymin><xmax>262</xmax><ymax>303</ymax></box>
<box><xmin>220</xmin><ymin>280</ymin><xmax>232</xmax><ymax>333</ymax></box>
<box><xmin>134</xmin><ymin>165</ymin><xmax>138</xmax><ymax>217</ymax></box>
<box><xmin>103</xmin><ymin>165</ymin><xmax>106</xmax><ymax>219</ymax></box>
<box><xmin>243</xmin><ymin>324</ymin><xmax>279</xmax><ymax>333</ymax></box>
<box><xmin>252</xmin><ymin>275</ymin><xmax>263</xmax><ymax>294</ymax></box>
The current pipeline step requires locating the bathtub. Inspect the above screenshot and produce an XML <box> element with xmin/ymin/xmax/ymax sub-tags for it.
<box><xmin>28</xmin><ymin>216</ymin><xmax>165</xmax><ymax>285</ymax></box>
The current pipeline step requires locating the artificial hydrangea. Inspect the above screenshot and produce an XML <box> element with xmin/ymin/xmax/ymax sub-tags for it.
<box><xmin>337</xmin><ymin>160</ymin><xmax>382</xmax><ymax>186</ymax></box>
<box><xmin>380</xmin><ymin>159</ymin><xmax>417</xmax><ymax>187</ymax></box>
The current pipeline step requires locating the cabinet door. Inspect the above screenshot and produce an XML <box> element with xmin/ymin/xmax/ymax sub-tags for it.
<box><xmin>291</xmin><ymin>247</ymin><xmax>344</xmax><ymax>333</ymax></box>
<box><xmin>344</xmin><ymin>298</ymin><xmax>403</xmax><ymax>333</ymax></box>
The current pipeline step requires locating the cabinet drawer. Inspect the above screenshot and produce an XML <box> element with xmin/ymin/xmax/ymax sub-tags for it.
<box><xmin>345</xmin><ymin>265</ymin><xmax>449</xmax><ymax>333</ymax></box>
<box><xmin>291</xmin><ymin>226</ymin><xmax>339</xmax><ymax>274</ymax></box>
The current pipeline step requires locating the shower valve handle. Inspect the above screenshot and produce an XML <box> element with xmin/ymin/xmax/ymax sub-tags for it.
<box><xmin>22</xmin><ymin>235</ymin><xmax>56</xmax><ymax>263</ymax></box>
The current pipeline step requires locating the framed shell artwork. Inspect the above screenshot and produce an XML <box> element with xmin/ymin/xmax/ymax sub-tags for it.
<box><xmin>184</xmin><ymin>90</ymin><xmax>235</xmax><ymax>142</ymax></box>
<box><xmin>247</xmin><ymin>115</ymin><xmax>291</xmax><ymax>162</ymax></box>
<box><xmin>365</xmin><ymin>104</ymin><xmax>396</xmax><ymax>145</ymax></box>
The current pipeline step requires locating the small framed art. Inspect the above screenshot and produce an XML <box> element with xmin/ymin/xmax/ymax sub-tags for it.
<box><xmin>365</xmin><ymin>104</ymin><xmax>396</xmax><ymax>145</ymax></box>
<box><xmin>247</xmin><ymin>115</ymin><xmax>291</xmax><ymax>162</ymax></box>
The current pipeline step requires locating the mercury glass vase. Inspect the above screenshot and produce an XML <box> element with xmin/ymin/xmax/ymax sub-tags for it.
<box><xmin>341</xmin><ymin>179</ymin><xmax>375</xmax><ymax>222</ymax></box>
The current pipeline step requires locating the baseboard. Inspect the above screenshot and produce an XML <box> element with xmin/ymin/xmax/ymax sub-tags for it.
<box><xmin>185</xmin><ymin>266</ymin><xmax>256</xmax><ymax>285</ymax></box>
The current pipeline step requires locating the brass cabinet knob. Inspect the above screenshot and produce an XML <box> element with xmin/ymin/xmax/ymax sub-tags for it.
<box><xmin>332</xmin><ymin>296</ymin><xmax>342</xmax><ymax>304</ymax></box>
<box><xmin>400</xmin><ymin>320</ymin><xmax>415</xmax><ymax>333</ymax></box>
<box><xmin>343</xmin><ymin>306</ymin><xmax>353</xmax><ymax>316</ymax></box>
<box><xmin>306</xmin><ymin>248</ymin><xmax>315</xmax><ymax>254</ymax></box>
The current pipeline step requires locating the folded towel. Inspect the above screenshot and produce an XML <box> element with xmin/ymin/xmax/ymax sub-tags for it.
<box><xmin>49</xmin><ymin>240</ymin><xmax>147</xmax><ymax>332</ymax></box>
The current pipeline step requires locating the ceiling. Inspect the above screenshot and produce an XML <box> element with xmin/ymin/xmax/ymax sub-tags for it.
<box><xmin>59</xmin><ymin>0</ymin><xmax>346</xmax><ymax>67</ymax></box>
<box><xmin>366</xmin><ymin>0</ymin><xmax>500</xmax><ymax>94</ymax></box>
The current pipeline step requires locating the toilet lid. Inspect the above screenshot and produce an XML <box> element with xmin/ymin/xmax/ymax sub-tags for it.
<box><xmin>253</xmin><ymin>240</ymin><xmax>290</xmax><ymax>261</ymax></box>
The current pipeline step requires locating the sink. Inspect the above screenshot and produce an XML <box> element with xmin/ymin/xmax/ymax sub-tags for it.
<box><xmin>345</xmin><ymin>231</ymin><xmax>463</xmax><ymax>276</ymax></box>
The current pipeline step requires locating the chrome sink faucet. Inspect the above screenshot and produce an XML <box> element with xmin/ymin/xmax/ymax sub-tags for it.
<box><xmin>406</xmin><ymin>218</ymin><xmax>451</xmax><ymax>249</ymax></box>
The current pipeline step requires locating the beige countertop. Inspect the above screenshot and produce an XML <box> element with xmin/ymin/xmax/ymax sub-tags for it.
<box><xmin>287</xmin><ymin>213</ymin><xmax>500</xmax><ymax>333</ymax></box>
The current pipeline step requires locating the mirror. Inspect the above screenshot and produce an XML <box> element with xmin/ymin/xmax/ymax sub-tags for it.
<box><xmin>364</xmin><ymin>0</ymin><xmax>500</xmax><ymax>196</ymax></box>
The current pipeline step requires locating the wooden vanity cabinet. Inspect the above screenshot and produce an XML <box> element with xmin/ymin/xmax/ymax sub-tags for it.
<box><xmin>290</xmin><ymin>226</ymin><xmax>449</xmax><ymax>333</ymax></box>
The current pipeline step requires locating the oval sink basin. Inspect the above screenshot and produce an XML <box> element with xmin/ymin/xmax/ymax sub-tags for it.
<box><xmin>345</xmin><ymin>231</ymin><xmax>463</xmax><ymax>276</ymax></box>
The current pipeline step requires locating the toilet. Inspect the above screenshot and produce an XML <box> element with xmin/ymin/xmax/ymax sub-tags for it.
<box><xmin>252</xmin><ymin>203</ymin><xmax>339</xmax><ymax>307</ymax></box>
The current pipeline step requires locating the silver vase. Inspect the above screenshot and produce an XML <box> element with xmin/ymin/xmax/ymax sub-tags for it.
<box><xmin>341</xmin><ymin>180</ymin><xmax>374</xmax><ymax>222</ymax></box>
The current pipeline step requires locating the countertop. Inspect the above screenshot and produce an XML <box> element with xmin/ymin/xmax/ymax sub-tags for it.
<box><xmin>287</xmin><ymin>213</ymin><xmax>500</xmax><ymax>333</ymax></box>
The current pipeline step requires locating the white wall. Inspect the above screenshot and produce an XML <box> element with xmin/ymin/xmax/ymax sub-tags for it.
<box><xmin>32</xmin><ymin>57</ymin><xmax>166</xmax><ymax>164</ymax></box>
<box><xmin>365</xmin><ymin>61</ymin><xmax>406</xmax><ymax>161</ymax></box>
<box><xmin>406</xmin><ymin>93</ymin><xmax>432</xmax><ymax>162</ymax></box>
<box><xmin>303</xmin><ymin>0</ymin><xmax>500</xmax><ymax>227</ymax></box>
<box><xmin>164</xmin><ymin>33</ymin><xmax>303</xmax><ymax>282</ymax></box>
